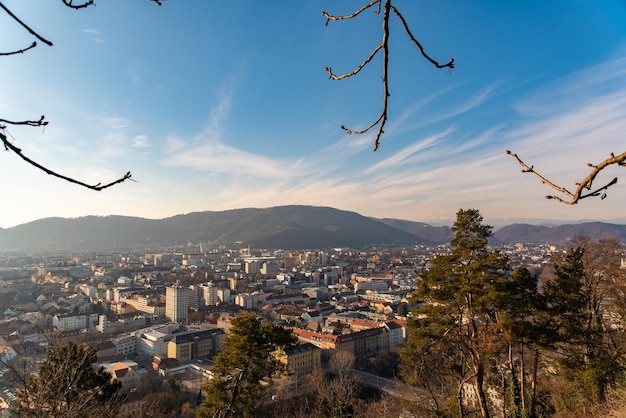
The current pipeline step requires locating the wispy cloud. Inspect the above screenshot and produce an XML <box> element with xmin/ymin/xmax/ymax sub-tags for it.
<box><xmin>166</xmin><ymin>141</ymin><xmax>295</xmax><ymax>179</ymax></box>
<box><xmin>364</xmin><ymin>127</ymin><xmax>455</xmax><ymax>174</ymax></box>
<box><xmin>506</xmin><ymin>56</ymin><xmax>626</xmax><ymax>170</ymax></box>
<box><xmin>132</xmin><ymin>135</ymin><xmax>150</xmax><ymax>148</ymax></box>
<box><xmin>82</xmin><ymin>28</ymin><xmax>104</xmax><ymax>44</ymax></box>
<box><xmin>163</xmin><ymin>86</ymin><xmax>313</xmax><ymax>179</ymax></box>
<box><xmin>105</xmin><ymin>117</ymin><xmax>132</xmax><ymax>129</ymax></box>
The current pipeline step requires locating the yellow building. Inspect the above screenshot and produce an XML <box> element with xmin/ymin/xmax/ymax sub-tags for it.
<box><xmin>274</xmin><ymin>343</ymin><xmax>322</xmax><ymax>376</ymax></box>
<box><xmin>167</xmin><ymin>328</ymin><xmax>226</xmax><ymax>361</ymax></box>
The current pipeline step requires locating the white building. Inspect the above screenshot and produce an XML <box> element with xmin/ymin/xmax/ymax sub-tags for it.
<box><xmin>235</xmin><ymin>292</ymin><xmax>258</xmax><ymax>309</ymax></box>
<box><xmin>166</xmin><ymin>284</ymin><xmax>190</xmax><ymax>323</ymax></box>
<box><xmin>52</xmin><ymin>313</ymin><xmax>99</xmax><ymax>332</ymax></box>
<box><xmin>200</xmin><ymin>282</ymin><xmax>219</xmax><ymax>306</ymax></box>
<box><xmin>217</xmin><ymin>288</ymin><xmax>231</xmax><ymax>304</ymax></box>
<box><xmin>112</xmin><ymin>334</ymin><xmax>137</xmax><ymax>357</ymax></box>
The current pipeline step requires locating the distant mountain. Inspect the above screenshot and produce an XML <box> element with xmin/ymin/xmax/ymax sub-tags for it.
<box><xmin>375</xmin><ymin>218</ymin><xmax>454</xmax><ymax>244</ymax></box>
<box><xmin>381</xmin><ymin>218</ymin><xmax>626</xmax><ymax>246</ymax></box>
<box><xmin>492</xmin><ymin>224</ymin><xmax>549</xmax><ymax>243</ymax></box>
<box><xmin>493</xmin><ymin>222</ymin><xmax>626</xmax><ymax>244</ymax></box>
<box><xmin>1</xmin><ymin>206</ymin><xmax>625</xmax><ymax>253</ymax></box>
<box><xmin>0</xmin><ymin>206</ymin><xmax>423</xmax><ymax>252</ymax></box>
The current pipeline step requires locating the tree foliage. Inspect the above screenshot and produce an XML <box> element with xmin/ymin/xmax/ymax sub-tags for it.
<box><xmin>403</xmin><ymin>217</ymin><xmax>626</xmax><ymax>417</ymax></box>
<box><xmin>542</xmin><ymin>237</ymin><xmax>626</xmax><ymax>412</ymax></box>
<box><xmin>14</xmin><ymin>341</ymin><xmax>123</xmax><ymax>418</ymax></box>
<box><xmin>196</xmin><ymin>312</ymin><xmax>297</xmax><ymax>418</ymax></box>
<box><xmin>403</xmin><ymin>208</ymin><xmax>509</xmax><ymax>418</ymax></box>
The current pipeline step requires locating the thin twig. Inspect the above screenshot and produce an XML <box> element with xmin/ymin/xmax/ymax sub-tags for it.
<box><xmin>0</xmin><ymin>41</ymin><xmax>37</xmax><ymax>56</ymax></box>
<box><xmin>506</xmin><ymin>150</ymin><xmax>626</xmax><ymax>204</ymax></box>
<box><xmin>341</xmin><ymin>0</ymin><xmax>391</xmax><ymax>151</ymax></box>
<box><xmin>323</xmin><ymin>0</ymin><xmax>453</xmax><ymax>151</ymax></box>
<box><xmin>391</xmin><ymin>6</ymin><xmax>454</xmax><ymax>69</ymax></box>
<box><xmin>0</xmin><ymin>1</ymin><xmax>163</xmax><ymax>192</ymax></box>
<box><xmin>1</xmin><ymin>128</ymin><xmax>133</xmax><ymax>191</ymax></box>
<box><xmin>61</xmin><ymin>0</ymin><xmax>94</xmax><ymax>9</ymax></box>
<box><xmin>0</xmin><ymin>1</ymin><xmax>53</xmax><ymax>47</ymax></box>
<box><xmin>325</xmin><ymin>45</ymin><xmax>382</xmax><ymax>80</ymax></box>
<box><xmin>0</xmin><ymin>116</ymin><xmax>48</xmax><ymax>127</ymax></box>
<box><xmin>322</xmin><ymin>0</ymin><xmax>380</xmax><ymax>25</ymax></box>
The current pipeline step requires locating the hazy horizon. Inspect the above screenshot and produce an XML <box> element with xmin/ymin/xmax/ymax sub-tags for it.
<box><xmin>3</xmin><ymin>205</ymin><xmax>626</xmax><ymax>231</ymax></box>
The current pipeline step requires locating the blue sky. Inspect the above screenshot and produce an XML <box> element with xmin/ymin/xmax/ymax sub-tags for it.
<box><xmin>1</xmin><ymin>0</ymin><xmax>625</xmax><ymax>228</ymax></box>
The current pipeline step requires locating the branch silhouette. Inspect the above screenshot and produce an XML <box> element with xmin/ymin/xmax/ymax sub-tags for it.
<box><xmin>61</xmin><ymin>0</ymin><xmax>94</xmax><ymax>10</ymax></box>
<box><xmin>0</xmin><ymin>41</ymin><xmax>37</xmax><ymax>57</ymax></box>
<box><xmin>323</xmin><ymin>0</ymin><xmax>453</xmax><ymax>151</ymax></box>
<box><xmin>0</xmin><ymin>1</ymin><xmax>163</xmax><ymax>191</ymax></box>
<box><xmin>1</xmin><ymin>123</ymin><xmax>133</xmax><ymax>191</ymax></box>
<box><xmin>0</xmin><ymin>1</ymin><xmax>53</xmax><ymax>53</ymax></box>
<box><xmin>507</xmin><ymin>150</ymin><xmax>626</xmax><ymax>204</ymax></box>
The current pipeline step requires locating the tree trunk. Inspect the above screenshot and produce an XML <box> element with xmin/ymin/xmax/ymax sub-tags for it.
<box><xmin>520</xmin><ymin>342</ymin><xmax>526</xmax><ymax>415</ymax></box>
<box><xmin>530</xmin><ymin>349</ymin><xmax>539</xmax><ymax>418</ymax></box>
<box><xmin>475</xmin><ymin>363</ymin><xmax>490</xmax><ymax>418</ymax></box>
<box><xmin>457</xmin><ymin>380</ymin><xmax>464</xmax><ymax>418</ymax></box>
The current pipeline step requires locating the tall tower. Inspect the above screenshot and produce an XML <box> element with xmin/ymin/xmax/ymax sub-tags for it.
<box><xmin>166</xmin><ymin>284</ymin><xmax>190</xmax><ymax>323</ymax></box>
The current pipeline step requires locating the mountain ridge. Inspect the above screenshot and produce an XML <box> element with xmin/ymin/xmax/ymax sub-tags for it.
<box><xmin>0</xmin><ymin>206</ymin><xmax>625</xmax><ymax>252</ymax></box>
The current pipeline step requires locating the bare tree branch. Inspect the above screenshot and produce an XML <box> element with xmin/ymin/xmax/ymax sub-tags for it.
<box><xmin>506</xmin><ymin>150</ymin><xmax>626</xmax><ymax>204</ymax></box>
<box><xmin>0</xmin><ymin>1</ymin><xmax>165</xmax><ymax>192</ymax></box>
<box><xmin>391</xmin><ymin>6</ymin><xmax>455</xmax><ymax>70</ymax></box>
<box><xmin>322</xmin><ymin>0</ymin><xmax>380</xmax><ymax>25</ymax></box>
<box><xmin>0</xmin><ymin>1</ymin><xmax>53</xmax><ymax>47</ymax></box>
<box><xmin>0</xmin><ymin>116</ymin><xmax>49</xmax><ymax>127</ymax></box>
<box><xmin>323</xmin><ymin>0</ymin><xmax>453</xmax><ymax>151</ymax></box>
<box><xmin>0</xmin><ymin>41</ymin><xmax>37</xmax><ymax>56</ymax></box>
<box><xmin>1</xmin><ymin>126</ymin><xmax>133</xmax><ymax>191</ymax></box>
<box><xmin>61</xmin><ymin>0</ymin><xmax>94</xmax><ymax>9</ymax></box>
<box><xmin>325</xmin><ymin>44</ymin><xmax>382</xmax><ymax>81</ymax></box>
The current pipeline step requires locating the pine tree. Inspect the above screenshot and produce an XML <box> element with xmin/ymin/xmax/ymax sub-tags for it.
<box><xmin>196</xmin><ymin>312</ymin><xmax>298</xmax><ymax>418</ymax></box>
<box><xmin>402</xmin><ymin>209</ymin><xmax>509</xmax><ymax>418</ymax></box>
<box><xmin>544</xmin><ymin>241</ymin><xmax>626</xmax><ymax>411</ymax></box>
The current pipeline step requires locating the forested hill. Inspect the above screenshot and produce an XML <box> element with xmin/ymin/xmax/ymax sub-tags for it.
<box><xmin>492</xmin><ymin>222</ymin><xmax>626</xmax><ymax>244</ymax></box>
<box><xmin>376</xmin><ymin>218</ymin><xmax>626</xmax><ymax>245</ymax></box>
<box><xmin>1</xmin><ymin>206</ymin><xmax>625</xmax><ymax>252</ymax></box>
<box><xmin>0</xmin><ymin>206</ymin><xmax>422</xmax><ymax>252</ymax></box>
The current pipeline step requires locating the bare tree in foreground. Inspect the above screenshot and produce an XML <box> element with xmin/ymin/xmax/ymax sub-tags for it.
<box><xmin>323</xmin><ymin>0</ymin><xmax>454</xmax><ymax>151</ymax></box>
<box><xmin>6</xmin><ymin>341</ymin><xmax>124</xmax><ymax>418</ymax></box>
<box><xmin>507</xmin><ymin>150</ymin><xmax>626</xmax><ymax>205</ymax></box>
<box><xmin>0</xmin><ymin>0</ymin><xmax>163</xmax><ymax>191</ymax></box>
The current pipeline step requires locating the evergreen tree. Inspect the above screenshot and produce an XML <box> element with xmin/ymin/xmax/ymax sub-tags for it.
<box><xmin>196</xmin><ymin>312</ymin><xmax>298</xmax><ymax>418</ymax></box>
<box><xmin>544</xmin><ymin>241</ymin><xmax>626</xmax><ymax>412</ymax></box>
<box><xmin>496</xmin><ymin>266</ymin><xmax>542</xmax><ymax>418</ymax></box>
<box><xmin>402</xmin><ymin>209</ymin><xmax>509</xmax><ymax>418</ymax></box>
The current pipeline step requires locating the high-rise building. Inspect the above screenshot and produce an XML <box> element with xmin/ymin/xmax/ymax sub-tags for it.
<box><xmin>166</xmin><ymin>284</ymin><xmax>190</xmax><ymax>323</ymax></box>
<box><xmin>235</xmin><ymin>292</ymin><xmax>258</xmax><ymax>309</ymax></box>
<box><xmin>200</xmin><ymin>282</ymin><xmax>218</xmax><ymax>306</ymax></box>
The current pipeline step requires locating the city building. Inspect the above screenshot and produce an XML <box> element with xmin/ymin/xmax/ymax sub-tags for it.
<box><xmin>166</xmin><ymin>284</ymin><xmax>190</xmax><ymax>323</ymax></box>
<box><xmin>167</xmin><ymin>328</ymin><xmax>226</xmax><ymax>361</ymax></box>
<box><xmin>200</xmin><ymin>282</ymin><xmax>219</xmax><ymax>306</ymax></box>
<box><xmin>52</xmin><ymin>312</ymin><xmax>99</xmax><ymax>332</ymax></box>
<box><xmin>274</xmin><ymin>343</ymin><xmax>322</xmax><ymax>376</ymax></box>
